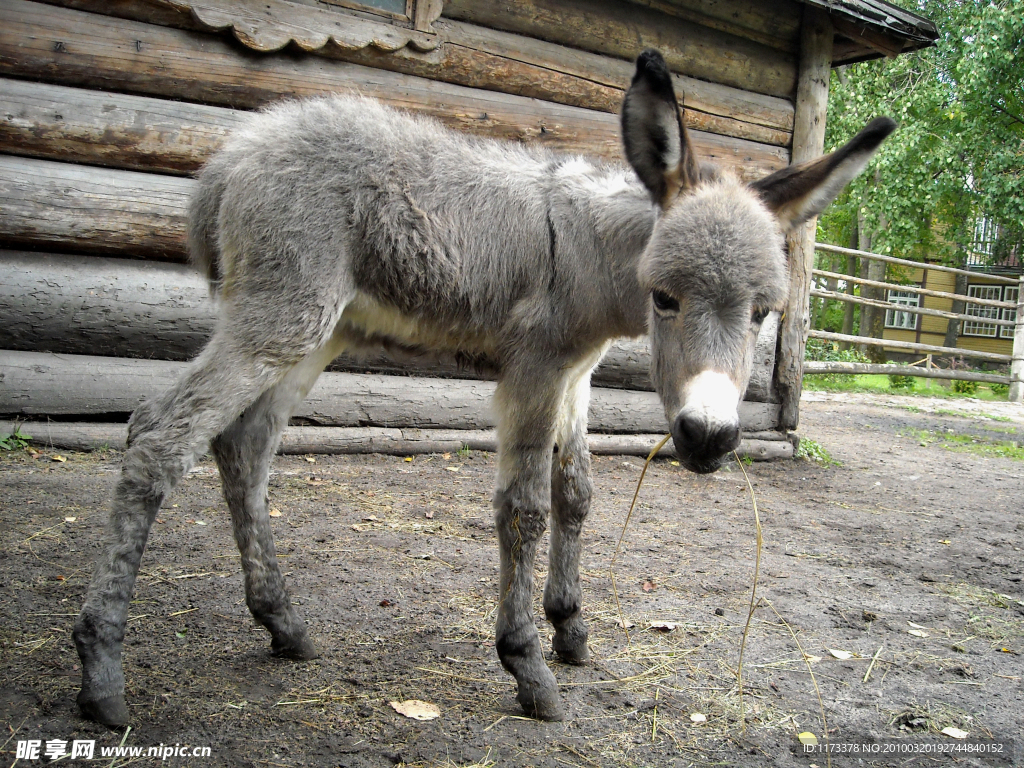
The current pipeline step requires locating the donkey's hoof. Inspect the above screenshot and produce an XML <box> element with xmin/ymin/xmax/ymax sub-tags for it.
<box><xmin>271</xmin><ymin>633</ymin><xmax>319</xmax><ymax>660</ymax></box>
<box><xmin>78</xmin><ymin>691</ymin><xmax>129</xmax><ymax>728</ymax></box>
<box><xmin>517</xmin><ymin>684</ymin><xmax>565</xmax><ymax>721</ymax></box>
<box><xmin>553</xmin><ymin>625</ymin><xmax>590</xmax><ymax>665</ymax></box>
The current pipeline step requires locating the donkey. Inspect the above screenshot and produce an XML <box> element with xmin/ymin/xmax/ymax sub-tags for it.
<box><xmin>73</xmin><ymin>49</ymin><xmax>894</xmax><ymax>726</ymax></box>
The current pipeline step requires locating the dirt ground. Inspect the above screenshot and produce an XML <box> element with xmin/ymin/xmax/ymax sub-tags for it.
<box><xmin>2</xmin><ymin>393</ymin><xmax>1022</xmax><ymax>767</ymax></box>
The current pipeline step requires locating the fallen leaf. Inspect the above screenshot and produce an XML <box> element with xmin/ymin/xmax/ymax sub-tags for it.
<box><xmin>941</xmin><ymin>727</ymin><xmax>968</xmax><ymax>739</ymax></box>
<box><xmin>689</xmin><ymin>713</ymin><xmax>707</xmax><ymax>723</ymax></box>
<box><xmin>797</xmin><ymin>732</ymin><xmax>819</xmax><ymax>746</ymax></box>
<box><xmin>27</xmin><ymin>450</ymin><xmax>41</xmax><ymax>459</ymax></box>
<box><xmin>268</xmin><ymin>508</ymin><xmax>282</xmax><ymax>518</ymax></box>
<box><xmin>196</xmin><ymin>521</ymin><xmax>207</xmax><ymax>526</ymax></box>
<box><xmin>52</xmin><ymin>455</ymin><xmax>67</xmax><ymax>463</ymax></box>
<box><xmin>362</xmin><ymin>515</ymin><xmax>379</xmax><ymax>522</ymax></box>
<box><xmin>446</xmin><ymin>466</ymin><xmax>460</xmax><ymax>472</ymax></box>
<box><xmin>614</xmin><ymin>619</ymin><xmax>635</xmax><ymax>629</ymax></box>
<box><xmin>424</xmin><ymin>511</ymin><xmax>434</xmax><ymax>519</ymax></box>
<box><xmin>939</xmin><ymin>539</ymin><xmax>951</xmax><ymax>545</ymax></box>
<box><xmin>64</xmin><ymin>516</ymin><xmax>76</xmax><ymax>523</ymax></box>
<box><xmin>908</xmin><ymin>629</ymin><xmax>928</xmax><ymax>638</ymax></box>
<box><xmin>379</xmin><ymin>599</ymin><xmax>393</xmax><ymax>607</ymax></box>
<box><xmin>389</xmin><ymin>700</ymin><xmax>440</xmax><ymax>721</ymax></box>
<box><xmin>305</xmin><ymin>457</ymin><xmax>316</xmax><ymax>463</ymax></box>
<box><xmin>828</xmin><ymin>649</ymin><xmax>854</xmax><ymax>660</ymax></box>
<box><xmin>670</xmin><ymin>461</ymin><xmax>680</xmax><ymax>467</ymax></box>
<box><xmin>55</xmin><ymin>575</ymin><xmax>65</xmax><ymax>581</ymax></box>
<box><xmin>404</xmin><ymin>457</ymin><xmax>413</xmax><ymax>462</ymax></box>
<box><xmin>642</xmin><ymin>580</ymin><xmax>656</xmax><ymax>592</ymax></box>
<box><xmin>650</xmin><ymin>621</ymin><xmax>677</xmax><ymax>632</ymax></box>
<box><xmin>802</xmin><ymin>654</ymin><xmax>822</xmax><ymax>664</ymax></box>
<box><xmin>441</xmin><ymin>453</ymin><xmax>451</xmax><ymax>460</ymax></box>
<box><xmin>907</xmin><ymin>621</ymin><xmax>929</xmax><ymax>630</ymax></box>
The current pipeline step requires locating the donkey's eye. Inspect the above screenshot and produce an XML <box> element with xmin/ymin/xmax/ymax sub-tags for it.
<box><xmin>752</xmin><ymin>307</ymin><xmax>770</xmax><ymax>325</ymax></box>
<box><xmin>652</xmin><ymin>290</ymin><xmax>680</xmax><ymax>313</ymax></box>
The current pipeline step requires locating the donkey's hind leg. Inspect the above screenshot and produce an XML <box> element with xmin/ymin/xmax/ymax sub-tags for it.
<box><xmin>544</xmin><ymin>359</ymin><xmax>600</xmax><ymax>665</ymax></box>
<box><xmin>73</xmin><ymin>333</ymin><xmax>290</xmax><ymax>726</ymax></box>
<box><xmin>210</xmin><ymin>339</ymin><xmax>343</xmax><ymax>661</ymax></box>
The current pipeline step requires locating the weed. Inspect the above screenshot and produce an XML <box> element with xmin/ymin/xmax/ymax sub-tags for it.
<box><xmin>1</xmin><ymin>425</ymin><xmax>32</xmax><ymax>451</ymax></box>
<box><xmin>795</xmin><ymin>439</ymin><xmax>839</xmax><ymax>466</ymax></box>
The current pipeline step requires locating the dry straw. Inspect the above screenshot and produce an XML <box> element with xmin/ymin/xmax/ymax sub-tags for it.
<box><xmin>610</xmin><ymin>441</ymin><xmax>830</xmax><ymax>762</ymax></box>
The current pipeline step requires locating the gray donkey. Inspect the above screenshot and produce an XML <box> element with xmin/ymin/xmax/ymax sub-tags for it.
<box><xmin>74</xmin><ymin>49</ymin><xmax>894</xmax><ymax>725</ymax></box>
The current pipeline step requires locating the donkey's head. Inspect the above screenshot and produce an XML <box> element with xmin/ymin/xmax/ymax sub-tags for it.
<box><xmin>622</xmin><ymin>50</ymin><xmax>895</xmax><ymax>473</ymax></box>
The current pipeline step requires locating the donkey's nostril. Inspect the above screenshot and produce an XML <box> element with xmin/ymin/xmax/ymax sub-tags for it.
<box><xmin>673</xmin><ymin>411</ymin><xmax>741</xmax><ymax>461</ymax></box>
<box><xmin>674</xmin><ymin>411</ymin><xmax>707</xmax><ymax>449</ymax></box>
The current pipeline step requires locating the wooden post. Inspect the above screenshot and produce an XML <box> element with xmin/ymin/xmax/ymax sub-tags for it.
<box><xmin>776</xmin><ymin>6</ymin><xmax>833</xmax><ymax>430</ymax></box>
<box><xmin>1010</xmin><ymin>275</ymin><xmax>1024</xmax><ymax>403</ymax></box>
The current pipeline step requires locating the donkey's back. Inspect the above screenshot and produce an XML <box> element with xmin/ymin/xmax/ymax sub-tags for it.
<box><xmin>188</xmin><ymin>96</ymin><xmax>608</xmax><ymax>348</ymax></box>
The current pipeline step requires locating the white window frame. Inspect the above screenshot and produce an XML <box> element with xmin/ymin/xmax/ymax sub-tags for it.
<box><xmin>961</xmin><ymin>284</ymin><xmax>1003</xmax><ymax>338</ymax></box>
<box><xmin>884</xmin><ymin>289</ymin><xmax>920</xmax><ymax>331</ymax></box>
<box><xmin>1000</xmin><ymin>285</ymin><xmax>1019</xmax><ymax>340</ymax></box>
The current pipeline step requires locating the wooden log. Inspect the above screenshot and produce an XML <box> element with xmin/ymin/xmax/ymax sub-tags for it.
<box><xmin>807</xmin><ymin>330</ymin><xmax>1011</xmax><ymax>364</ymax></box>
<box><xmin>442</xmin><ymin>0</ymin><xmax>798</xmax><ymax>99</ymax></box>
<box><xmin>776</xmin><ymin>7</ymin><xmax>833</xmax><ymax>431</ymax></box>
<box><xmin>1</xmin><ymin>420</ymin><xmax>791</xmax><ymax>460</ymax></box>
<box><xmin>0</xmin><ymin>77</ymin><xmax>787</xmax><ymax>186</ymax></box>
<box><xmin>0</xmin><ymin>0</ymin><xmax>789</xmax><ymax>175</ymax></box>
<box><xmin>0</xmin><ymin>351</ymin><xmax>782</xmax><ymax>433</ymax></box>
<box><xmin>809</xmin><ymin>287</ymin><xmax>1016</xmax><ymax>328</ymax></box>
<box><xmin>0</xmin><ymin>155</ymin><xmax>189</xmax><ymax>260</ymax></box>
<box><xmin>0</xmin><ymin>77</ymin><xmax>246</xmax><ymax>176</ymax></box>
<box><xmin>34</xmin><ymin>0</ymin><xmax>795</xmax><ymax>146</ymax></box>
<box><xmin>621</xmin><ymin>0</ymin><xmax>802</xmax><ymax>54</ymax></box>
<box><xmin>0</xmin><ymin>251</ymin><xmax>213</xmax><ymax>359</ymax></box>
<box><xmin>0</xmin><ymin>250</ymin><xmax>780</xmax><ymax>401</ymax></box>
<box><xmin>802</xmin><ymin>361</ymin><xmax>1010</xmax><ymax>385</ymax></box>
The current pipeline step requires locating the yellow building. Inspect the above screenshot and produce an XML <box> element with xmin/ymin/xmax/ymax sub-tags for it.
<box><xmin>882</xmin><ymin>262</ymin><xmax>1021</xmax><ymax>361</ymax></box>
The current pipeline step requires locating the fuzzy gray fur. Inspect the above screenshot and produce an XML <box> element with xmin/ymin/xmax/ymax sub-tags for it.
<box><xmin>74</xmin><ymin>50</ymin><xmax>892</xmax><ymax>725</ymax></box>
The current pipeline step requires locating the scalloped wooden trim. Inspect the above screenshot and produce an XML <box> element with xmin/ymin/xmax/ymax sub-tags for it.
<box><xmin>161</xmin><ymin>0</ymin><xmax>440</xmax><ymax>53</ymax></box>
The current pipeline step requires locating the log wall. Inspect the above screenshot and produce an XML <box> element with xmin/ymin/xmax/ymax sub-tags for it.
<box><xmin>0</xmin><ymin>0</ymin><xmax>805</xmax><ymax>452</ymax></box>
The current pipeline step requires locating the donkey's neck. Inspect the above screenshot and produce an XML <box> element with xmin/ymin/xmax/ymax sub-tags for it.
<box><xmin>560</xmin><ymin>164</ymin><xmax>656</xmax><ymax>340</ymax></box>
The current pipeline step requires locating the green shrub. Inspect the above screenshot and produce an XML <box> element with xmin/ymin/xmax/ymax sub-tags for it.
<box><xmin>990</xmin><ymin>382</ymin><xmax>1009</xmax><ymax>397</ymax></box>
<box><xmin>888</xmin><ymin>374</ymin><xmax>916</xmax><ymax>390</ymax></box>
<box><xmin>952</xmin><ymin>378</ymin><xmax>979</xmax><ymax>395</ymax></box>
<box><xmin>804</xmin><ymin>339</ymin><xmax>871</xmax><ymax>387</ymax></box>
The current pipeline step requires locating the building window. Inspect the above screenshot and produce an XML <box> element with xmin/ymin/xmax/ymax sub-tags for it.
<box><xmin>321</xmin><ymin>0</ymin><xmax>412</xmax><ymax>22</ymax></box>
<box><xmin>885</xmin><ymin>289</ymin><xmax>920</xmax><ymax>330</ymax></box>
<box><xmin>962</xmin><ymin>284</ymin><xmax>1003</xmax><ymax>338</ymax></box>
<box><xmin>1000</xmin><ymin>285</ymin><xmax>1019</xmax><ymax>340</ymax></box>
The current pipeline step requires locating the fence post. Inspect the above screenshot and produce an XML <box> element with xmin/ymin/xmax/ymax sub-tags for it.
<box><xmin>1010</xmin><ymin>275</ymin><xmax>1024</xmax><ymax>403</ymax></box>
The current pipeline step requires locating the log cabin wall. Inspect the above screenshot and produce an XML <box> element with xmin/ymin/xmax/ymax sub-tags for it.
<box><xmin>0</xmin><ymin>0</ymin><xmax>864</xmax><ymax>456</ymax></box>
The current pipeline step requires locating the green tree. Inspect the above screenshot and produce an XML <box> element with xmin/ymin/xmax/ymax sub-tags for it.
<box><xmin>819</xmin><ymin>0</ymin><xmax>1023</xmax><ymax>264</ymax></box>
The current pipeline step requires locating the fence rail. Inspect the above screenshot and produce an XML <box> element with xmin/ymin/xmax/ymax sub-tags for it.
<box><xmin>807</xmin><ymin>243</ymin><xmax>1024</xmax><ymax>402</ymax></box>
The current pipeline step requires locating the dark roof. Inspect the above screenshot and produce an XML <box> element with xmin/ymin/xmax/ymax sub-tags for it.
<box><xmin>800</xmin><ymin>0</ymin><xmax>939</xmax><ymax>65</ymax></box>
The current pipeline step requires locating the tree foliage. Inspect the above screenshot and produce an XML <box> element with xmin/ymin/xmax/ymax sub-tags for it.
<box><xmin>818</xmin><ymin>0</ymin><xmax>1023</xmax><ymax>266</ymax></box>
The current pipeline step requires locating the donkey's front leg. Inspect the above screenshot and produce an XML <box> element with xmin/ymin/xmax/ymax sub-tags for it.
<box><xmin>544</xmin><ymin>421</ymin><xmax>593</xmax><ymax>664</ymax></box>
<box><xmin>493</xmin><ymin>377</ymin><xmax>563</xmax><ymax>721</ymax></box>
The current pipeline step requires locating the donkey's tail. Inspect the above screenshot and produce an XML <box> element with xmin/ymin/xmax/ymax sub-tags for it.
<box><xmin>186</xmin><ymin>161</ymin><xmax>229</xmax><ymax>296</ymax></box>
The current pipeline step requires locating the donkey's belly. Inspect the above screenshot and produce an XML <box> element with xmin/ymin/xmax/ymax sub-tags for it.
<box><xmin>335</xmin><ymin>291</ymin><xmax>501</xmax><ymax>368</ymax></box>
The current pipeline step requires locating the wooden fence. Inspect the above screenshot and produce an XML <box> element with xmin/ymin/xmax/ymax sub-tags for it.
<box><xmin>805</xmin><ymin>242</ymin><xmax>1024</xmax><ymax>402</ymax></box>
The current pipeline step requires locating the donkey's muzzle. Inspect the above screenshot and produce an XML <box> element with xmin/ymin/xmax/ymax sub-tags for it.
<box><xmin>671</xmin><ymin>410</ymin><xmax>741</xmax><ymax>474</ymax></box>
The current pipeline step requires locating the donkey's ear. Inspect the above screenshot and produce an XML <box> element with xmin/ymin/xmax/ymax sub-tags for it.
<box><xmin>621</xmin><ymin>49</ymin><xmax>700</xmax><ymax>209</ymax></box>
<box><xmin>750</xmin><ymin>117</ymin><xmax>896</xmax><ymax>232</ymax></box>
